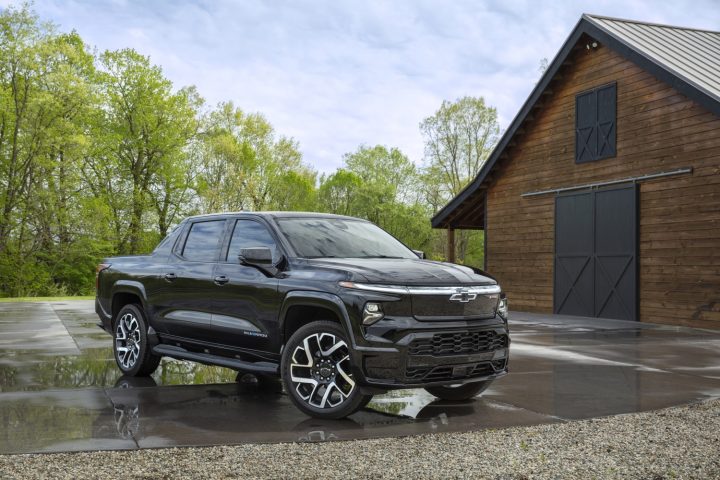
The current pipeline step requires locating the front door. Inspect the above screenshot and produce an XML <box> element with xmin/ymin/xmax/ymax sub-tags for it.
<box><xmin>211</xmin><ymin>218</ymin><xmax>283</xmax><ymax>357</ymax></box>
<box><xmin>554</xmin><ymin>185</ymin><xmax>637</xmax><ymax>321</ymax></box>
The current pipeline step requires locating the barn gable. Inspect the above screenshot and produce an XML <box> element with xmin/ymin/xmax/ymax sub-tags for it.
<box><xmin>432</xmin><ymin>14</ymin><xmax>720</xmax><ymax>230</ymax></box>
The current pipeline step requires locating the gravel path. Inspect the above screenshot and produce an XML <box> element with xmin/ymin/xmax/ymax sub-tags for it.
<box><xmin>2</xmin><ymin>399</ymin><xmax>719</xmax><ymax>479</ymax></box>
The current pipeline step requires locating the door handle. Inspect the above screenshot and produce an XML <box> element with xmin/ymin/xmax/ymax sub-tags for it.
<box><xmin>164</xmin><ymin>273</ymin><xmax>177</xmax><ymax>282</ymax></box>
<box><xmin>214</xmin><ymin>275</ymin><xmax>229</xmax><ymax>285</ymax></box>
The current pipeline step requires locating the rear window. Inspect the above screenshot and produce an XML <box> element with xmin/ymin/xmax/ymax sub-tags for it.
<box><xmin>153</xmin><ymin>224</ymin><xmax>183</xmax><ymax>256</ymax></box>
<box><xmin>182</xmin><ymin>220</ymin><xmax>226</xmax><ymax>262</ymax></box>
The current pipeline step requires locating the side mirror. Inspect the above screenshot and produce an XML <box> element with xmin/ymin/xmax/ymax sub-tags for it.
<box><xmin>239</xmin><ymin>247</ymin><xmax>273</xmax><ymax>265</ymax></box>
<box><xmin>239</xmin><ymin>247</ymin><xmax>283</xmax><ymax>277</ymax></box>
<box><xmin>412</xmin><ymin>249</ymin><xmax>425</xmax><ymax>259</ymax></box>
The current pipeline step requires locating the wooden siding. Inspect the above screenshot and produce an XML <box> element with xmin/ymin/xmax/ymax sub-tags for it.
<box><xmin>486</xmin><ymin>41</ymin><xmax>720</xmax><ymax>328</ymax></box>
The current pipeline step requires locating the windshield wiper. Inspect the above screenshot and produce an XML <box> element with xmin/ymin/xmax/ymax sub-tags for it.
<box><xmin>357</xmin><ymin>255</ymin><xmax>406</xmax><ymax>259</ymax></box>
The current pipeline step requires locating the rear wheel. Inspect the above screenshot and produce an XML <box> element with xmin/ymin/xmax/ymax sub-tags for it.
<box><xmin>281</xmin><ymin>321</ymin><xmax>371</xmax><ymax>419</ymax></box>
<box><xmin>425</xmin><ymin>380</ymin><xmax>493</xmax><ymax>401</ymax></box>
<box><xmin>113</xmin><ymin>304</ymin><xmax>161</xmax><ymax>377</ymax></box>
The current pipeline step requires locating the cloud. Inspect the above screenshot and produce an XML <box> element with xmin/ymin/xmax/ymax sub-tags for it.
<box><xmin>22</xmin><ymin>0</ymin><xmax>720</xmax><ymax>172</ymax></box>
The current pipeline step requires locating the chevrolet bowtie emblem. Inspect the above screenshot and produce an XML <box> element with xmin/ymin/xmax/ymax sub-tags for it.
<box><xmin>449</xmin><ymin>290</ymin><xmax>477</xmax><ymax>303</ymax></box>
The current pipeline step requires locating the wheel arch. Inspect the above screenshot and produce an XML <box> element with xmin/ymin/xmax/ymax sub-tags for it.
<box><xmin>279</xmin><ymin>291</ymin><xmax>355</xmax><ymax>349</ymax></box>
<box><xmin>110</xmin><ymin>280</ymin><xmax>149</xmax><ymax>323</ymax></box>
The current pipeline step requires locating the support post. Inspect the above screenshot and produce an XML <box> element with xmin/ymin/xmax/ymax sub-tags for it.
<box><xmin>447</xmin><ymin>228</ymin><xmax>456</xmax><ymax>263</ymax></box>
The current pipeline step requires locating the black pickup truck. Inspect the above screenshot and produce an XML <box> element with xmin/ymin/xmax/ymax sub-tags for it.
<box><xmin>96</xmin><ymin>212</ymin><xmax>509</xmax><ymax>419</ymax></box>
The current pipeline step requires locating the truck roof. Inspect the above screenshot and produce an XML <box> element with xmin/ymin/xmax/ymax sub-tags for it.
<box><xmin>184</xmin><ymin>211</ymin><xmax>368</xmax><ymax>222</ymax></box>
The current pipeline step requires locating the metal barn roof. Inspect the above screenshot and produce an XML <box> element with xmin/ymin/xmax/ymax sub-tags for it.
<box><xmin>589</xmin><ymin>15</ymin><xmax>720</xmax><ymax>105</ymax></box>
<box><xmin>431</xmin><ymin>14</ymin><xmax>720</xmax><ymax>229</ymax></box>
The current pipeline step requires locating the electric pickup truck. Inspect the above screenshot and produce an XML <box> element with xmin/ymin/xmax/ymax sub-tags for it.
<box><xmin>96</xmin><ymin>212</ymin><xmax>509</xmax><ymax>419</ymax></box>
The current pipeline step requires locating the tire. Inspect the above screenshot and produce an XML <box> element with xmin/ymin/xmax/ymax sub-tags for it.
<box><xmin>425</xmin><ymin>380</ymin><xmax>493</xmax><ymax>401</ymax></box>
<box><xmin>113</xmin><ymin>304</ymin><xmax>161</xmax><ymax>377</ymax></box>
<box><xmin>281</xmin><ymin>320</ymin><xmax>371</xmax><ymax>419</ymax></box>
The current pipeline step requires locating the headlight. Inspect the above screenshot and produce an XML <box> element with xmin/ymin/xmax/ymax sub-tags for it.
<box><xmin>362</xmin><ymin>302</ymin><xmax>384</xmax><ymax>325</ymax></box>
<box><xmin>497</xmin><ymin>295</ymin><xmax>508</xmax><ymax>319</ymax></box>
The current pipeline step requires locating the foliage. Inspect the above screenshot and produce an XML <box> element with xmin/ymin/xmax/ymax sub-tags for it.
<box><xmin>195</xmin><ymin>102</ymin><xmax>314</xmax><ymax>213</ymax></box>
<box><xmin>420</xmin><ymin>96</ymin><xmax>500</xmax><ymax>266</ymax></box>
<box><xmin>91</xmin><ymin>49</ymin><xmax>203</xmax><ymax>252</ymax></box>
<box><xmin>0</xmin><ymin>4</ymin><xmax>99</xmax><ymax>295</ymax></box>
<box><xmin>318</xmin><ymin>145</ymin><xmax>435</xmax><ymax>253</ymax></box>
<box><xmin>0</xmin><ymin>4</ymin><xmax>499</xmax><ymax>297</ymax></box>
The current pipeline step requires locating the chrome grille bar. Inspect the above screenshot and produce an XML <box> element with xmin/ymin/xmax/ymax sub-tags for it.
<box><xmin>338</xmin><ymin>282</ymin><xmax>501</xmax><ymax>295</ymax></box>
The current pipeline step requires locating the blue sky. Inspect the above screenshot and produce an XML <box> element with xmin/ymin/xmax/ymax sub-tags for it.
<box><xmin>10</xmin><ymin>0</ymin><xmax>720</xmax><ymax>172</ymax></box>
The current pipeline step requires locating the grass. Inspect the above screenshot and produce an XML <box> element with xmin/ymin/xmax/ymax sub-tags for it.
<box><xmin>0</xmin><ymin>295</ymin><xmax>94</xmax><ymax>303</ymax></box>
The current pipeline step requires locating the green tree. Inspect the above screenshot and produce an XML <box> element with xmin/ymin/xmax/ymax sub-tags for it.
<box><xmin>196</xmin><ymin>102</ymin><xmax>314</xmax><ymax>213</ymax></box>
<box><xmin>420</xmin><ymin>96</ymin><xmax>500</xmax><ymax>265</ymax></box>
<box><xmin>319</xmin><ymin>145</ymin><xmax>434</xmax><ymax>254</ymax></box>
<box><xmin>317</xmin><ymin>169</ymin><xmax>363</xmax><ymax>217</ymax></box>
<box><xmin>89</xmin><ymin>49</ymin><xmax>201</xmax><ymax>253</ymax></box>
<box><xmin>0</xmin><ymin>5</ymin><xmax>100</xmax><ymax>295</ymax></box>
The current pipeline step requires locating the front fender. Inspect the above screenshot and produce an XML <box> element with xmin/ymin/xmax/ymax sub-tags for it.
<box><xmin>279</xmin><ymin>291</ymin><xmax>357</xmax><ymax>347</ymax></box>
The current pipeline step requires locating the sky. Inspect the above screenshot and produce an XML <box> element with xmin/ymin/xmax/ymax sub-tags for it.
<box><xmin>7</xmin><ymin>0</ymin><xmax>720</xmax><ymax>173</ymax></box>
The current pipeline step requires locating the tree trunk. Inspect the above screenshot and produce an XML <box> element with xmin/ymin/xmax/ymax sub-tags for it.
<box><xmin>447</xmin><ymin>228</ymin><xmax>456</xmax><ymax>263</ymax></box>
<box><xmin>128</xmin><ymin>183</ymin><xmax>144</xmax><ymax>254</ymax></box>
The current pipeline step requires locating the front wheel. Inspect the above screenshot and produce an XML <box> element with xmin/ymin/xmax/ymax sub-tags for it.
<box><xmin>425</xmin><ymin>380</ymin><xmax>493</xmax><ymax>401</ymax></box>
<box><xmin>281</xmin><ymin>321</ymin><xmax>371</xmax><ymax>419</ymax></box>
<box><xmin>113</xmin><ymin>304</ymin><xmax>160</xmax><ymax>377</ymax></box>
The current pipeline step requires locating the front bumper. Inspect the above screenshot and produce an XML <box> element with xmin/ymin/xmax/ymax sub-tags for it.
<box><xmin>351</xmin><ymin>316</ymin><xmax>510</xmax><ymax>390</ymax></box>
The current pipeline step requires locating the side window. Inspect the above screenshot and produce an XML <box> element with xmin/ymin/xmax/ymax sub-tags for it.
<box><xmin>227</xmin><ymin>220</ymin><xmax>278</xmax><ymax>263</ymax></box>
<box><xmin>182</xmin><ymin>220</ymin><xmax>226</xmax><ymax>262</ymax></box>
<box><xmin>575</xmin><ymin>82</ymin><xmax>616</xmax><ymax>163</ymax></box>
<box><xmin>153</xmin><ymin>223</ymin><xmax>183</xmax><ymax>257</ymax></box>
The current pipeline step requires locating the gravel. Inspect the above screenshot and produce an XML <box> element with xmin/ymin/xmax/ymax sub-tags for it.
<box><xmin>2</xmin><ymin>398</ymin><xmax>719</xmax><ymax>479</ymax></box>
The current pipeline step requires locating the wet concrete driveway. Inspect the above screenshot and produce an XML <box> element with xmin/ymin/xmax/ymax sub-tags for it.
<box><xmin>1</xmin><ymin>301</ymin><xmax>719</xmax><ymax>454</ymax></box>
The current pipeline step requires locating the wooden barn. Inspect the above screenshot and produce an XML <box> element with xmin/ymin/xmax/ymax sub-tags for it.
<box><xmin>432</xmin><ymin>14</ymin><xmax>720</xmax><ymax>328</ymax></box>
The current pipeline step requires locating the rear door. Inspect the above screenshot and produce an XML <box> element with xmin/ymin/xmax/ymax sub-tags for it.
<box><xmin>156</xmin><ymin>218</ymin><xmax>228</xmax><ymax>342</ymax></box>
<box><xmin>210</xmin><ymin>217</ymin><xmax>283</xmax><ymax>356</ymax></box>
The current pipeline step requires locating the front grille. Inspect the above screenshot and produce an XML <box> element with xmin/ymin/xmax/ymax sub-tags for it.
<box><xmin>408</xmin><ymin>330</ymin><xmax>508</xmax><ymax>356</ymax></box>
<box><xmin>405</xmin><ymin>362</ymin><xmax>496</xmax><ymax>383</ymax></box>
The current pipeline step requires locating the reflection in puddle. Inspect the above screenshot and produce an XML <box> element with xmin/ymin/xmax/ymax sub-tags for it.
<box><xmin>101</xmin><ymin>378</ymin><xmax>506</xmax><ymax>446</ymax></box>
<box><xmin>368</xmin><ymin>389</ymin><xmax>437</xmax><ymax>417</ymax></box>
<box><xmin>0</xmin><ymin>347</ymin><xmax>239</xmax><ymax>392</ymax></box>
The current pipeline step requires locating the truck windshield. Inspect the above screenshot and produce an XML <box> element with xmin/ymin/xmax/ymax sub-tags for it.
<box><xmin>275</xmin><ymin>218</ymin><xmax>417</xmax><ymax>259</ymax></box>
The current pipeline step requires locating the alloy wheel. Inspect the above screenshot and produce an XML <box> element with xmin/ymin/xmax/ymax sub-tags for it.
<box><xmin>289</xmin><ymin>333</ymin><xmax>355</xmax><ymax>409</ymax></box>
<box><xmin>115</xmin><ymin>312</ymin><xmax>141</xmax><ymax>369</ymax></box>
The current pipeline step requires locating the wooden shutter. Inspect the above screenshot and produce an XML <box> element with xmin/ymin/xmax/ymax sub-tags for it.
<box><xmin>575</xmin><ymin>90</ymin><xmax>597</xmax><ymax>163</ymax></box>
<box><xmin>575</xmin><ymin>82</ymin><xmax>616</xmax><ymax>163</ymax></box>
<box><xmin>596</xmin><ymin>83</ymin><xmax>616</xmax><ymax>159</ymax></box>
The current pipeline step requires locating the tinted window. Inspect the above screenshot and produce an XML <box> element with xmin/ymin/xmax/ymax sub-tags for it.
<box><xmin>182</xmin><ymin>220</ymin><xmax>226</xmax><ymax>262</ymax></box>
<box><xmin>153</xmin><ymin>223</ymin><xmax>183</xmax><ymax>257</ymax></box>
<box><xmin>227</xmin><ymin>220</ymin><xmax>278</xmax><ymax>262</ymax></box>
<box><xmin>275</xmin><ymin>218</ymin><xmax>415</xmax><ymax>259</ymax></box>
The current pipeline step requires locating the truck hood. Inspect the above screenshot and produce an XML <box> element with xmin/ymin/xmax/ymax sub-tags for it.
<box><xmin>301</xmin><ymin>257</ymin><xmax>496</xmax><ymax>286</ymax></box>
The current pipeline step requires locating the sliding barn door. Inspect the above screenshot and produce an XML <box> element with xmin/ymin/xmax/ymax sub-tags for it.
<box><xmin>554</xmin><ymin>185</ymin><xmax>637</xmax><ymax>321</ymax></box>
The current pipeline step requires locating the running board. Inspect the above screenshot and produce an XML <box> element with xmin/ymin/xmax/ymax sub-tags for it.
<box><xmin>152</xmin><ymin>344</ymin><xmax>279</xmax><ymax>374</ymax></box>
